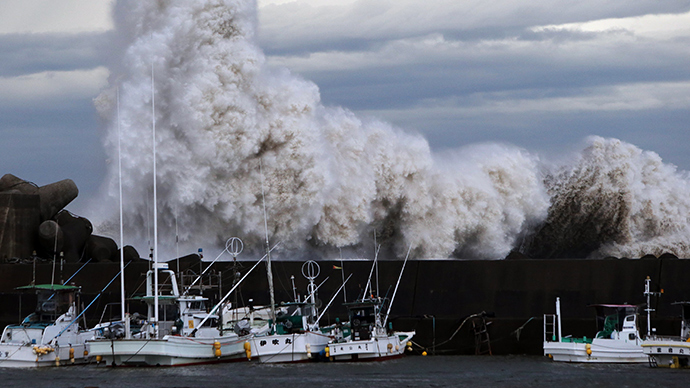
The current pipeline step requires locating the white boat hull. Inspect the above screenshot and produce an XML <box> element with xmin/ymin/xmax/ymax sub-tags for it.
<box><xmin>89</xmin><ymin>334</ymin><xmax>251</xmax><ymax>366</ymax></box>
<box><xmin>250</xmin><ymin>331</ymin><xmax>330</xmax><ymax>363</ymax></box>
<box><xmin>0</xmin><ymin>342</ymin><xmax>90</xmax><ymax>368</ymax></box>
<box><xmin>327</xmin><ymin>332</ymin><xmax>414</xmax><ymax>362</ymax></box>
<box><xmin>643</xmin><ymin>340</ymin><xmax>690</xmax><ymax>368</ymax></box>
<box><xmin>544</xmin><ymin>338</ymin><xmax>647</xmax><ymax>363</ymax></box>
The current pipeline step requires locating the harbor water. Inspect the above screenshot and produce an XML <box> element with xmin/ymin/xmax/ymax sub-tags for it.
<box><xmin>1</xmin><ymin>356</ymin><xmax>687</xmax><ymax>388</ymax></box>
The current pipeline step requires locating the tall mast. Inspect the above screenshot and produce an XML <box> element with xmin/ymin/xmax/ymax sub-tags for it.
<box><xmin>152</xmin><ymin>65</ymin><xmax>159</xmax><ymax>337</ymax></box>
<box><xmin>260</xmin><ymin>159</ymin><xmax>276</xmax><ymax>326</ymax></box>
<box><xmin>117</xmin><ymin>87</ymin><xmax>126</xmax><ymax>323</ymax></box>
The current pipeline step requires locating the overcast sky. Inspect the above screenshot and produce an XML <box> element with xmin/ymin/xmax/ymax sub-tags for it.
<box><xmin>1</xmin><ymin>0</ymin><xmax>689</xmax><ymax>215</ymax></box>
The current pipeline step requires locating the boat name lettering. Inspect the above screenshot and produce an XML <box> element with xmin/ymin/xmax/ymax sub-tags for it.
<box><xmin>272</xmin><ymin>339</ymin><xmax>280</xmax><ymax>345</ymax></box>
<box><xmin>260</xmin><ymin>340</ymin><xmax>267</xmax><ymax>347</ymax></box>
<box><xmin>285</xmin><ymin>338</ymin><xmax>291</xmax><ymax>345</ymax></box>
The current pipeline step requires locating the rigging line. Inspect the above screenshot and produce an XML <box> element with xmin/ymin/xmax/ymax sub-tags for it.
<box><xmin>190</xmin><ymin>242</ymin><xmax>280</xmax><ymax>337</ymax></box>
<box><xmin>46</xmin><ymin>258</ymin><xmax>93</xmax><ymax>302</ymax></box>
<box><xmin>51</xmin><ymin>261</ymin><xmax>132</xmax><ymax>342</ymax></box>
<box><xmin>382</xmin><ymin>244</ymin><xmax>412</xmax><ymax>328</ymax></box>
<box><xmin>316</xmin><ymin>274</ymin><xmax>352</xmax><ymax>324</ymax></box>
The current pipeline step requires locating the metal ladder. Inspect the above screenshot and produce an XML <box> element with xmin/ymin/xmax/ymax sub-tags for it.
<box><xmin>472</xmin><ymin>316</ymin><xmax>492</xmax><ymax>355</ymax></box>
<box><xmin>544</xmin><ymin>314</ymin><xmax>556</xmax><ymax>342</ymax></box>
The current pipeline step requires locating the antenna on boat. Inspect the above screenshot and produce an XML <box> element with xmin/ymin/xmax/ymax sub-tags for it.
<box><xmin>175</xmin><ymin>213</ymin><xmax>179</xmax><ymax>283</ymax></box>
<box><xmin>644</xmin><ymin>276</ymin><xmax>662</xmax><ymax>338</ymax></box>
<box><xmin>51</xmin><ymin>225</ymin><xmax>58</xmax><ymax>287</ymax></box>
<box><xmin>117</xmin><ymin>86</ymin><xmax>128</xmax><ymax>336</ymax></box>
<box><xmin>339</xmin><ymin>248</ymin><xmax>346</xmax><ymax>303</ymax></box>
<box><xmin>291</xmin><ymin>275</ymin><xmax>297</xmax><ymax>302</ymax></box>
<box><xmin>182</xmin><ymin>237</ymin><xmax>241</xmax><ymax>296</ymax></box>
<box><xmin>151</xmin><ymin>63</ymin><xmax>160</xmax><ymax>338</ymax></box>
<box><xmin>260</xmin><ymin>159</ymin><xmax>277</xmax><ymax>328</ymax></box>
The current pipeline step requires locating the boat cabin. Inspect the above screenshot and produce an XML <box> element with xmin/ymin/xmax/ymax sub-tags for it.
<box><xmin>0</xmin><ymin>284</ymin><xmax>80</xmax><ymax>345</ymax></box>
<box><xmin>591</xmin><ymin>304</ymin><xmax>639</xmax><ymax>340</ymax></box>
<box><xmin>344</xmin><ymin>298</ymin><xmax>386</xmax><ymax>341</ymax></box>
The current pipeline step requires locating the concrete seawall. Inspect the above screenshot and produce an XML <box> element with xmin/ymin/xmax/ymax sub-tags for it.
<box><xmin>0</xmin><ymin>257</ymin><xmax>686</xmax><ymax>355</ymax></box>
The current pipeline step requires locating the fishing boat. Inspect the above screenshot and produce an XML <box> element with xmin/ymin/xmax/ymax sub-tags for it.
<box><xmin>0</xmin><ymin>284</ymin><xmax>94</xmax><ymax>367</ymax></box>
<box><xmin>543</xmin><ymin>283</ymin><xmax>647</xmax><ymax>363</ymax></box>
<box><xmin>325</xmin><ymin>246</ymin><xmax>414</xmax><ymax>362</ymax></box>
<box><xmin>326</xmin><ymin>298</ymin><xmax>414</xmax><ymax>362</ymax></box>
<box><xmin>249</xmin><ymin>260</ymin><xmax>333</xmax><ymax>363</ymax></box>
<box><xmin>642</xmin><ymin>302</ymin><xmax>690</xmax><ymax>368</ymax></box>
<box><xmin>88</xmin><ymin>76</ymin><xmax>259</xmax><ymax>366</ymax></box>
<box><xmin>87</xmin><ymin>260</ymin><xmax>261</xmax><ymax>366</ymax></box>
<box><xmin>641</xmin><ymin>275</ymin><xmax>690</xmax><ymax>368</ymax></box>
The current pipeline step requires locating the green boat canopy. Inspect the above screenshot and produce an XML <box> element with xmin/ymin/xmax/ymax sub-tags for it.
<box><xmin>15</xmin><ymin>284</ymin><xmax>79</xmax><ymax>291</ymax></box>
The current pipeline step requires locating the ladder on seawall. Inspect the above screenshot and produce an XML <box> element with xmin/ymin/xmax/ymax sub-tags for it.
<box><xmin>472</xmin><ymin>316</ymin><xmax>492</xmax><ymax>355</ymax></box>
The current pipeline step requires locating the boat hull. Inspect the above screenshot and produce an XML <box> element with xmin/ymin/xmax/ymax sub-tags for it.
<box><xmin>250</xmin><ymin>331</ymin><xmax>330</xmax><ymax>363</ymax></box>
<box><xmin>0</xmin><ymin>343</ymin><xmax>90</xmax><ymax>368</ymax></box>
<box><xmin>88</xmin><ymin>335</ymin><xmax>250</xmax><ymax>367</ymax></box>
<box><xmin>544</xmin><ymin>338</ymin><xmax>646</xmax><ymax>363</ymax></box>
<box><xmin>643</xmin><ymin>340</ymin><xmax>690</xmax><ymax>368</ymax></box>
<box><xmin>327</xmin><ymin>332</ymin><xmax>414</xmax><ymax>362</ymax></box>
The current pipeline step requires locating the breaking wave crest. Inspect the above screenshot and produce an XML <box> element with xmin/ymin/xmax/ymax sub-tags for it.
<box><xmin>91</xmin><ymin>0</ymin><xmax>690</xmax><ymax>260</ymax></box>
<box><xmin>522</xmin><ymin>137</ymin><xmax>690</xmax><ymax>259</ymax></box>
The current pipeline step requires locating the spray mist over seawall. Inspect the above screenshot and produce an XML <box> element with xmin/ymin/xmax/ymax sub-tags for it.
<box><xmin>522</xmin><ymin>137</ymin><xmax>690</xmax><ymax>259</ymax></box>
<box><xmin>91</xmin><ymin>0</ymin><xmax>689</xmax><ymax>260</ymax></box>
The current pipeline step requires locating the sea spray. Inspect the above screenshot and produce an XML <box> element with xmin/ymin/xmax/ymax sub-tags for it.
<box><xmin>522</xmin><ymin>136</ymin><xmax>690</xmax><ymax>259</ymax></box>
<box><xmin>91</xmin><ymin>0</ymin><xmax>689</xmax><ymax>260</ymax></box>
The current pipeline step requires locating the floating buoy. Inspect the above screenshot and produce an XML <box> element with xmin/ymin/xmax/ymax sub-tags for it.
<box><xmin>387</xmin><ymin>343</ymin><xmax>393</xmax><ymax>353</ymax></box>
<box><xmin>244</xmin><ymin>341</ymin><xmax>251</xmax><ymax>360</ymax></box>
<box><xmin>325</xmin><ymin>346</ymin><xmax>330</xmax><ymax>358</ymax></box>
<box><xmin>96</xmin><ymin>355</ymin><xmax>103</xmax><ymax>363</ymax></box>
<box><xmin>306</xmin><ymin>344</ymin><xmax>312</xmax><ymax>358</ymax></box>
<box><xmin>213</xmin><ymin>341</ymin><xmax>222</xmax><ymax>358</ymax></box>
<box><xmin>55</xmin><ymin>356</ymin><xmax>60</xmax><ymax>367</ymax></box>
<box><xmin>585</xmin><ymin>343</ymin><xmax>592</xmax><ymax>356</ymax></box>
<box><xmin>69</xmin><ymin>347</ymin><xmax>75</xmax><ymax>364</ymax></box>
<box><xmin>83</xmin><ymin>349</ymin><xmax>89</xmax><ymax>357</ymax></box>
<box><xmin>422</xmin><ymin>351</ymin><xmax>428</xmax><ymax>356</ymax></box>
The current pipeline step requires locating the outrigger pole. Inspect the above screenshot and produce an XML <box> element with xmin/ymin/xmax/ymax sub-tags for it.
<box><xmin>382</xmin><ymin>244</ymin><xmax>412</xmax><ymax>327</ymax></box>
<box><xmin>316</xmin><ymin>274</ymin><xmax>353</xmax><ymax>324</ymax></box>
<box><xmin>189</xmin><ymin>242</ymin><xmax>280</xmax><ymax>337</ymax></box>
<box><xmin>50</xmin><ymin>262</ymin><xmax>132</xmax><ymax>342</ymax></box>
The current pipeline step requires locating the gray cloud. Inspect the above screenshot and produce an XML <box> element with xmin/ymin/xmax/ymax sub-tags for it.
<box><xmin>0</xmin><ymin>32</ymin><xmax>110</xmax><ymax>77</ymax></box>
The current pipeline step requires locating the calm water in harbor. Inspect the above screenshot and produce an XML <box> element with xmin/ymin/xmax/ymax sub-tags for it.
<box><xmin>1</xmin><ymin>356</ymin><xmax>687</xmax><ymax>388</ymax></box>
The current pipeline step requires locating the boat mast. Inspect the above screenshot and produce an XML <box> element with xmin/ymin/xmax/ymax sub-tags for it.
<box><xmin>260</xmin><ymin>159</ymin><xmax>276</xmax><ymax>327</ymax></box>
<box><xmin>117</xmin><ymin>87</ymin><xmax>127</xmax><ymax>334</ymax></box>
<box><xmin>556</xmin><ymin>297</ymin><xmax>562</xmax><ymax>343</ymax></box>
<box><xmin>151</xmin><ymin>65</ymin><xmax>159</xmax><ymax>338</ymax></box>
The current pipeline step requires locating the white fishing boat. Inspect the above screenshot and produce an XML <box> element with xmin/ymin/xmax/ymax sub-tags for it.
<box><xmin>88</xmin><ymin>78</ymin><xmax>259</xmax><ymax>366</ymax></box>
<box><xmin>326</xmin><ymin>298</ymin><xmax>414</xmax><ymax>362</ymax></box>
<box><xmin>249</xmin><ymin>261</ymin><xmax>332</xmax><ymax>363</ymax></box>
<box><xmin>88</xmin><ymin>262</ymin><xmax>260</xmax><ymax>366</ymax></box>
<box><xmin>325</xmin><ymin>246</ymin><xmax>414</xmax><ymax>362</ymax></box>
<box><xmin>544</xmin><ymin>296</ymin><xmax>646</xmax><ymax>363</ymax></box>
<box><xmin>0</xmin><ymin>284</ymin><xmax>94</xmax><ymax>368</ymax></box>
<box><xmin>642</xmin><ymin>275</ymin><xmax>690</xmax><ymax>368</ymax></box>
<box><xmin>642</xmin><ymin>302</ymin><xmax>690</xmax><ymax>368</ymax></box>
